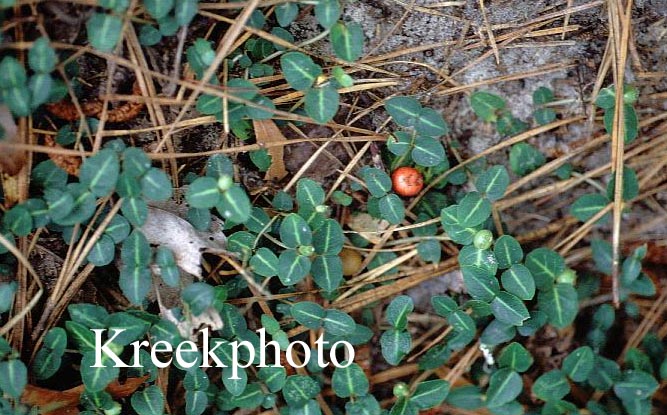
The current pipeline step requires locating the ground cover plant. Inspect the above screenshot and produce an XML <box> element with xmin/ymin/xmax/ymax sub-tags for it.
<box><xmin>1</xmin><ymin>0</ymin><xmax>667</xmax><ymax>414</ymax></box>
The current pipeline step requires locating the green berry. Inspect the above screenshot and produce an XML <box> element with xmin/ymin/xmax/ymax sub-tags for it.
<box><xmin>556</xmin><ymin>268</ymin><xmax>577</xmax><ymax>285</ymax></box>
<box><xmin>473</xmin><ymin>229</ymin><xmax>493</xmax><ymax>250</ymax></box>
<box><xmin>217</xmin><ymin>175</ymin><xmax>233</xmax><ymax>191</ymax></box>
<box><xmin>298</xmin><ymin>245</ymin><xmax>315</xmax><ymax>257</ymax></box>
<box><xmin>393</xmin><ymin>382</ymin><xmax>410</xmax><ymax>398</ymax></box>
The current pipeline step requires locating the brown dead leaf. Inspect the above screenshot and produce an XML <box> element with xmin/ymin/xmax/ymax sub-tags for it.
<box><xmin>44</xmin><ymin>135</ymin><xmax>81</xmax><ymax>176</ymax></box>
<box><xmin>21</xmin><ymin>376</ymin><xmax>148</xmax><ymax>415</ymax></box>
<box><xmin>253</xmin><ymin>119</ymin><xmax>288</xmax><ymax>181</ymax></box>
<box><xmin>0</xmin><ymin>105</ymin><xmax>27</xmax><ymax>176</ymax></box>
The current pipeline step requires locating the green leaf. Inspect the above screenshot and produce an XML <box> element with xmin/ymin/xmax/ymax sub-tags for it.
<box><xmin>104</xmin><ymin>214</ymin><xmax>131</xmax><ymax>243</ymax></box>
<box><xmin>330</xmin><ymin>22</ymin><xmax>363</xmax><ymax>61</ymax></box>
<box><xmin>122</xmin><ymin>197</ymin><xmax>148</xmax><ymax>226</ymax></box>
<box><xmin>570</xmin><ymin>193</ymin><xmax>609</xmax><ymax>222</ymax></box>
<box><xmin>524</xmin><ymin>247</ymin><xmax>565</xmax><ymax>290</ymax></box>
<box><xmin>0</xmin><ymin>281</ymin><xmax>18</xmax><ymax>312</ymax></box>
<box><xmin>380</xmin><ymin>328</ymin><xmax>411</xmax><ymax>365</ymax></box>
<box><xmin>360</xmin><ymin>167</ymin><xmax>392</xmax><ymax>197</ymax></box>
<box><xmin>411</xmin><ymin>136</ymin><xmax>446</xmax><ymax>167</ymax></box>
<box><xmin>493</xmin><ymin>235</ymin><xmax>523</xmax><ymax>269</ymax></box>
<box><xmin>122</xmin><ymin>147</ymin><xmax>152</xmax><ymax>177</ymax></box>
<box><xmin>486</xmin><ymin>368</ymin><xmax>522</xmax><ymax>408</ymax></box>
<box><xmin>431</xmin><ymin>295</ymin><xmax>458</xmax><ymax>318</ymax></box>
<box><xmin>0</xmin><ymin>56</ymin><xmax>27</xmax><ymax>88</ymax></box>
<box><xmin>33</xmin><ymin>343</ymin><xmax>64</xmax><ymax>380</ymax></box>
<box><xmin>379</xmin><ymin>193</ymin><xmax>405</xmax><ymax>224</ymax></box>
<box><xmin>415</xmin><ymin>108</ymin><xmax>448</xmax><ymax>137</ymax></box>
<box><xmin>119</xmin><ymin>266</ymin><xmax>151</xmax><ymax>305</ymax></box>
<box><xmin>258</xmin><ymin>366</ymin><xmax>287</xmax><ymax>393</ymax></box>
<box><xmin>121</xmin><ymin>230</ymin><xmax>151</xmax><ymax>267</ymax></box>
<box><xmin>323</xmin><ymin>309</ymin><xmax>355</xmax><ymax>336</ymax></box>
<box><xmin>332</xmin><ymin>363</ymin><xmax>369</xmax><ymax>398</ymax></box>
<box><xmin>182</xmin><ymin>282</ymin><xmax>215</xmax><ymax>315</ymax></box>
<box><xmin>29</xmin><ymin>73</ymin><xmax>53</xmax><ymax>108</ymax></box>
<box><xmin>386</xmin><ymin>295</ymin><xmax>414</xmax><ymax>330</ymax></box>
<box><xmin>186</xmin><ymin>177</ymin><xmax>221</xmax><ymax>208</ymax></box>
<box><xmin>595</xmin><ymin>86</ymin><xmax>616</xmax><ymax>109</ymax></box>
<box><xmin>80</xmin><ymin>351</ymin><xmax>119</xmax><ymax>392</ymax></box>
<box><xmin>174</xmin><ymin>0</ymin><xmax>198</xmax><ymax>26</ymax></box>
<box><xmin>448</xmin><ymin>310</ymin><xmax>476</xmax><ymax>342</ymax></box>
<box><xmin>311</xmin><ymin>255</ymin><xmax>343</xmax><ymax>292</ymax></box>
<box><xmin>491</xmin><ymin>291</ymin><xmax>530</xmax><ymax>326</ymax></box>
<box><xmin>276</xmin><ymin>2</ymin><xmax>298</xmax><ymax>26</ymax></box>
<box><xmin>283</xmin><ymin>375</ymin><xmax>321</xmax><ymax>407</ymax></box>
<box><xmin>538</xmin><ymin>283</ymin><xmax>578</xmax><ymax>329</ymax></box>
<box><xmin>305</xmin><ymin>86</ymin><xmax>339</xmax><ymax>124</ymax></box>
<box><xmin>144</xmin><ymin>0</ymin><xmax>173</xmax><ymax>19</ymax></box>
<box><xmin>313</xmin><ymin>219</ymin><xmax>343</xmax><ymax>255</ymax></box>
<box><xmin>461</xmin><ymin>265</ymin><xmax>499</xmax><ymax>302</ymax></box>
<box><xmin>206</xmin><ymin>154</ymin><xmax>234</xmax><ymax>179</ymax></box>
<box><xmin>281</xmin><ymin>52</ymin><xmax>322</xmax><ymax>91</ymax></box>
<box><xmin>534</xmin><ymin>108</ymin><xmax>556</xmax><ymax>125</ymax></box>
<box><xmin>223</xmin><ymin>366</ymin><xmax>248</xmax><ymax>396</ymax></box>
<box><xmin>250</xmin><ymin>248</ymin><xmax>279</xmax><ymax>277</ymax></box>
<box><xmin>497</xmin><ymin>342</ymin><xmax>533</xmax><ymax>373</ymax></box>
<box><xmin>385</xmin><ymin>96</ymin><xmax>421</xmax><ymax>127</ymax></box>
<box><xmin>509</xmin><ymin>142</ymin><xmax>545</xmax><ymax>176</ymax></box>
<box><xmin>500</xmin><ymin>264</ymin><xmax>535</xmax><ymax>301</ymax></box>
<box><xmin>216</xmin><ymin>185</ymin><xmax>251</xmax><ymax>223</ymax></box>
<box><xmin>280</xmin><ymin>213</ymin><xmax>312</xmax><ymax>248</ymax></box>
<box><xmin>411</xmin><ymin>379</ymin><xmax>450</xmax><ymax>409</ymax></box>
<box><xmin>604</xmin><ymin>104</ymin><xmax>639</xmax><ymax>144</ymax></box>
<box><xmin>387</xmin><ymin>131</ymin><xmax>412</xmax><ymax>156</ymax></box>
<box><xmin>141</xmin><ymin>167</ymin><xmax>172</xmax><ymax>201</ymax></box>
<box><xmin>87</xmin><ymin>234</ymin><xmax>116</xmax><ymax>266</ymax></box>
<box><xmin>417</xmin><ymin>239</ymin><xmax>441</xmax><ymax>263</ymax></box>
<box><xmin>606</xmin><ymin>166</ymin><xmax>639</xmax><ymax>201</ymax></box>
<box><xmin>2</xmin><ymin>86</ymin><xmax>31</xmax><ymax>116</ymax></box>
<box><xmin>457</xmin><ymin>192</ymin><xmax>491</xmax><ymax>227</ymax></box>
<box><xmin>79</xmin><ymin>149</ymin><xmax>120</xmax><ymax>197</ymax></box>
<box><xmin>3</xmin><ymin>205</ymin><xmax>33</xmax><ymax>236</ymax></box>
<box><xmin>0</xmin><ymin>359</ymin><xmax>27</xmax><ymax>398</ymax></box>
<box><xmin>446</xmin><ymin>385</ymin><xmax>484</xmax><ymax>410</ymax></box>
<box><xmin>185</xmin><ymin>390</ymin><xmax>207</xmax><ymax>415</ymax></box>
<box><xmin>532</xmin><ymin>369</ymin><xmax>570</xmax><ymax>402</ymax></box>
<box><xmin>314</xmin><ymin>0</ymin><xmax>341</xmax><ymax>29</ymax></box>
<box><xmin>86</xmin><ymin>13</ymin><xmax>122</xmax><ymax>52</ymax></box>
<box><xmin>296</xmin><ymin>178</ymin><xmax>326</xmax><ymax>210</ymax></box>
<box><xmin>588</xmin><ymin>356</ymin><xmax>621</xmax><ymax>391</ymax></box>
<box><xmin>246</xmin><ymin>94</ymin><xmax>276</xmax><ymax>120</ymax></box>
<box><xmin>278</xmin><ymin>250</ymin><xmax>311</xmax><ymax>285</ymax></box>
<box><xmin>291</xmin><ymin>301</ymin><xmax>325</xmax><ymax>329</ymax></box>
<box><xmin>613</xmin><ymin>370</ymin><xmax>659</xmax><ymax>402</ymax></box>
<box><xmin>562</xmin><ymin>346</ymin><xmax>594</xmax><ymax>382</ymax></box>
<box><xmin>131</xmin><ymin>385</ymin><xmax>164</xmax><ymax>415</ymax></box>
<box><xmin>28</xmin><ymin>37</ymin><xmax>58</xmax><ymax>73</ymax></box>
<box><xmin>470</xmin><ymin>92</ymin><xmax>506</xmax><ymax>122</ymax></box>
<box><xmin>476</xmin><ymin>166</ymin><xmax>510</xmax><ymax>202</ymax></box>
<box><xmin>533</xmin><ymin>87</ymin><xmax>554</xmax><ymax>105</ymax></box>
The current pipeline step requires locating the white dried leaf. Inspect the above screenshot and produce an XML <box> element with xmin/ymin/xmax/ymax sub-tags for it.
<box><xmin>346</xmin><ymin>213</ymin><xmax>389</xmax><ymax>244</ymax></box>
<box><xmin>141</xmin><ymin>206</ymin><xmax>226</xmax><ymax>277</ymax></box>
<box><xmin>160</xmin><ymin>305</ymin><xmax>224</xmax><ymax>341</ymax></box>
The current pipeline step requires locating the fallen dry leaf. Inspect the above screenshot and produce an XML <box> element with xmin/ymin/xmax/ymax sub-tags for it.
<box><xmin>44</xmin><ymin>135</ymin><xmax>81</xmax><ymax>176</ymax></box>
<box><xmin>253</xmin><ymin>119</ymin><xmax>288</xmax><ymax>181</ymax></box>
<box><xmin>0</xmin><ymin>104</ymin><xmax>27</xmax><ymax>176</ymax></box>
<box><xmin>346</xmin><ymin>213</ymin><xmax>389</xmax><ymax>245</ymax></box>
<box><xmin>141</xmin><ymin>206</ymin><xmax>227</xmax><ymax>277</ymax></box>
<box><xmin>21</xmin><ymin>376</ymin><xmax>148</xmax><ymax>415</ymax></box>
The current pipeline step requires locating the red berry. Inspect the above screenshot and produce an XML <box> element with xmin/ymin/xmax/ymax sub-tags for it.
<box><xmin>391</xmin><ymin>167</ymin><xmax>424</xmax><ymax>197</ymax></box>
